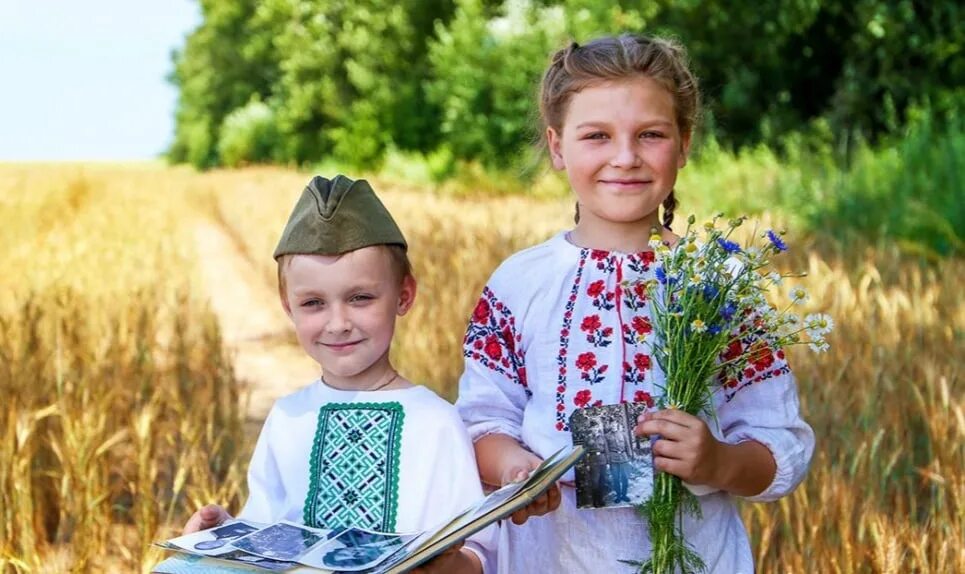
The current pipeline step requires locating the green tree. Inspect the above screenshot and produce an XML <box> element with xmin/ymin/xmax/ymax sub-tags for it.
<box><xmin>168</xmin><ymin>0</ymin><xmax>283</xmax><ymax>168</ymax></box>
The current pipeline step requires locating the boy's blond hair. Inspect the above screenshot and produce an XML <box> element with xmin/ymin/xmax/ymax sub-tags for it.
<box><xmin>277</xmin><ymin>245</ymin><xmax>413</xmax><ymax>304</ymax></box>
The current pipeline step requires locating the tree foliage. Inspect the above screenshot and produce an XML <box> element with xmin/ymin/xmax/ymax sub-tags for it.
<box><xmin>169</xmin><ymin>0</ymin><xmax>964</xmax><ymax>169</ymax></box>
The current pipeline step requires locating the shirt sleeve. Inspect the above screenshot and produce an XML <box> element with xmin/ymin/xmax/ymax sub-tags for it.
<box><xmin>455</xmin><ymin>284</ymin><xmax>531</xmax><ymax>443</ymax></box>
<box><xmin>423</xmin><ymin>405</ymin><xmax>498</xmax><ymax>574</ymax></box>
<box><xmin>717</xmin><ymin>360</ymin><xmax>815</xmax><ymax>502</ymax></box>
<box><xmin>237</xmin><ymin>405</ymin><xmax>286</xmax><ymax>522</ymax></box>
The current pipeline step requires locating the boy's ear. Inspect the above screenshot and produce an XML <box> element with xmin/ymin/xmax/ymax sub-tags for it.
<box><xmin>397</xmin><ymin>275</ymin><xmax>417</xmax><ymax>316</ymax></box>
<box><xmin>547</xmin><ymin>127</ymin><xmax>565</xmax><ymax>170</ymax></box>
<box><xmin>279</xmin><ymin>289</ymin><xmax>293</xmax><ymax>318</ymax></box>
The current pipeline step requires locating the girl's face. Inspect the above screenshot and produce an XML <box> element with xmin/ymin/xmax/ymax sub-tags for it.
<box><xmin>547</xmin><ymin>76</ymin><xmax>690</xmax><ymax>230</ymax></box>
<box><xmin>281</xmin><ymin>248</ymin><xmax>415</xmax><ymax>388</ymax></box>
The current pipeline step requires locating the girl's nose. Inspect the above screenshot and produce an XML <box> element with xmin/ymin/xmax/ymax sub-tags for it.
<box><xmin>609</xmin><ymin>140</ymin><xmax>641</xmax><ymax>168</ymax></box>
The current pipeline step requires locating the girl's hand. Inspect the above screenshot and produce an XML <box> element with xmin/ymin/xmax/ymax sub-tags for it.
<box><xmin>183</xmin><ymin>504</ymin><xmax>232</xmax><ymax>534</ymax></box>
<box><xmin>409</xmin><ymin>543</ymin><xmax>481</xmax><ymax>574</ymax></box>
<box><xmin>474</xmin><ymin>433</ymin><xmax>562</xmax><ymax>525</ymax></box>
<box><xmin>633</xmin><ymin>409</ymin><xmax>723</xmax><ymax>487</ymax></box>
<box><xmin>500</xmin><ymin>452</ymin><xmax>562</xmax><ymax>525</ymax></box>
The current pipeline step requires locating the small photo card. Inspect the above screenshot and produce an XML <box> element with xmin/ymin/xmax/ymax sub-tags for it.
<box><xmin>230</xmin><ymin>521</ymin><xmax>328</xmax><ymax>562</ymax></box>
<box><xmin>311</xmin><ymin>527</ymin><xmax>408</xmax><ymax>572</ymax></box>
<box><xmin>570</xmin><ymin>402</ymin><xmax>654</xmax><ymax>509</ymax></box>
<box><xmin>164</xmin><ymin>520</ymin><xmax>264</xmax><ymax>556</ymax></box>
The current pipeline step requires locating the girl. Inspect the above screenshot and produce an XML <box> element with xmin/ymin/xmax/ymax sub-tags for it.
<box><xmin>456</xmin><ymin>35</ymin><xmax>814</xmax><ymax>573</ymax></box>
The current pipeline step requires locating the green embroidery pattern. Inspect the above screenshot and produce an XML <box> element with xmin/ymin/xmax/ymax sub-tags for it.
<box><xmin>303</xmin><ymin>402</ymin><xmax>404</xmax><ymax>532</ymax></box>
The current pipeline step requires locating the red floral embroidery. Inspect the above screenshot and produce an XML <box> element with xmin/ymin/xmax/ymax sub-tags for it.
<box><xmin>633</xmin><ymin>390</ymin><xmax>655</xmax><ymax>407</ymax></box>
<box><xmin>484</xmin><ymin>334</ymin><xmax>502</xmax><ymax>360</ymax></box>
<box><xmin>574</xmin><ymin>389</ymin><xmax>592</xmax><ymax>408</ymax></box>
<box><xmin>463</xmin><ymin>286</ymin><xmax>527</xmax><ymax>392</ymax></box>
<box><xmin>632</xmin><ymin>316</ymin><xmax>652</xmax><ymax>335</ymax></box>
<box><xmin>587</xmin><ymin>280</ymin><xmax>605</xmax><ymax>298</ymax></box>
<box><xmin>472</xmin><ymin>299</ymin><xmax>490</xmax><ymax>324</ymax></box>
<box><xmin>580</xmin><ymin>315</ymin><xmax>601</xmax><ymax>332</ymax></box>
<box><xmin>576</xmin><ymin>352</ymin><xmax>597</xmax><ymax>371</ymax></box>
<box><xmin>633</xmin><ymin>353</ymin><xmax>651</xmax><ymax>371</ymax></box>
<box><xmin>576</xmin><ymin>351</ymin><xmax>608</xmax><ymax>385</ymax></box>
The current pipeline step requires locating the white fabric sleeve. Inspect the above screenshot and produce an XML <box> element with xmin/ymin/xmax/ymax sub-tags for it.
<box><xmin>718</xmin><ymin>370</ymin><xmax>815</xmax><ymax>502</ymax></box>
<box><xmin>237</xmin><ymin>405</ymin><xmax>285</xmax><ymax>522</ymax></box>
<box><xmin>455</xmin><ymin>285</ymin><xmax>530</xmax><ymax>443</ymax></box>
<box><xmin>428</xmin><ymin>408</ymin><xmax>498</xmax><ymax>574</ymax></box>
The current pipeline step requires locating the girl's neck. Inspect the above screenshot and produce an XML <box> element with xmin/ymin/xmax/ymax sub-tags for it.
<box><xmin>569</xmin><ymin>213</ymin><xmax>674</xmax><ymax>253</ymax></box>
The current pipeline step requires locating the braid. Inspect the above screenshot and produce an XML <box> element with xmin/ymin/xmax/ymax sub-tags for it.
<box><xmin>574</xmin><ymin>202</ymin><xmax>580</xmax><ymax>224</ymax></box>
<box><xmin>662</xmin><ymin>191</ymin><xmax>677</xmax><ymax>230</ymax></box>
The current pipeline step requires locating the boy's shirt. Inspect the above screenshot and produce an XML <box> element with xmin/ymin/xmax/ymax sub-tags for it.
<box><xmin>240</xmin><ymin>382</ymin><xmax>494</xmax><ymax>567</ymax></box>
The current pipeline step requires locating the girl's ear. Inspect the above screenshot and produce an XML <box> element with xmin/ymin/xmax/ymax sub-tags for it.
<box><xmin>678</xmin><ymin>130</ymin><xmax>693</xmax><ymax>169</ymax></box>
<box><xmin>397</xmin><ymin>275</ymin><xmax>417</xmax><ymax>316</ymax></box>
<box><xmin>547</xmin><ymin>127</ymin><xmax>566</xmax><ymax>170</ymax></box>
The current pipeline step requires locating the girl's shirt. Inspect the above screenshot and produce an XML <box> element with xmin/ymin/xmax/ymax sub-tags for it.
<box><xmin>241</xmin><ymin>381</ymin><xmax>495</xmax><ymax>571</ymax></box>
<box><xmin>455</xmin><ymin>231</ymin><xmax>814</xmax><ymax>572</ymax></box>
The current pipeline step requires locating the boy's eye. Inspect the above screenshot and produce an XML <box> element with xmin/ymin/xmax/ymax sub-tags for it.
<box><xmin>301</xmin><ymin>299</ymin><xmax>323</xmax><ymax>308</ymax></box>
<box><xmin>640</xmin><ymin>131</ymin><xmax>665</xmax><ymax>139</ymax></box>
<box><xmin>350</xmin><ymin>294</ymin><xmax>374</xmax><ymax>303</ymax></box>
<box><xmin>583</xmin><ymin>132</ymin><xmax>608</xmax><ymax>140</ymax></box>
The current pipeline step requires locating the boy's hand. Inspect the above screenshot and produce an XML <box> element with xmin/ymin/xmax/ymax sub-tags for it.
<box><xmin>500</xmin><ymin>451</ymin><xmax>561</xmax><ymax>525</ymax></box>
<box><xmin>183</xmin><ymin>504</ymin><xmax>232</xmax><ymax>534</ymax></box>
<box><xmin>409</xmin><ymin>544</ymin><xmax>481</xmax><ymax>574</ymax></box>
<box><xmin>634</xmin><ymin>409</ymin><xmax>723</xmax><ymax>486</ymax></box>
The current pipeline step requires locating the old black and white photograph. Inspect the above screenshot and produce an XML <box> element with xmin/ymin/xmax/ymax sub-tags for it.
<box><xmin>570</xmin><ymin>402</ymin><xmax>653</xmax><ymax>509</ymax></box>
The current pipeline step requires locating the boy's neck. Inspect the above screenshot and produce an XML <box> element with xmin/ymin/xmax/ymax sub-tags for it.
<box><xmin>321</xmin><ymin>357</ymin><xmax>412</xmax><ymax>392</ymax></box>
<box><xmin>570</xmin><ymin>213</ymin><xmax>672</xmax><ymax>253</ymax></box>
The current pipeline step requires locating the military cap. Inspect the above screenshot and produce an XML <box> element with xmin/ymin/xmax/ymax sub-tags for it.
<box><xmin>273</xmin><ymin>175</ymin><xmax>407</xmax><ymax>260</ymax></box>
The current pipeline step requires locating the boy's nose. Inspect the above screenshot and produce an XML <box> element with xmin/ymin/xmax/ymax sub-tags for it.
<box><xmin>325</xmin><ymin>306</ymin><xmax>352</xmax><ymax>333</ymax></box>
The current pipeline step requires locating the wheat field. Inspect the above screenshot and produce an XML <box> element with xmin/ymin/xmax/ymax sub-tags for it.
<box><xmin>0</xmin><ymin>164</ymin><xmax>961</xmax><ymax>572</ymax></box>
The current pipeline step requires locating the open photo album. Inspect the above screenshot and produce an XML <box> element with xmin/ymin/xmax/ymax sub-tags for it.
<box><xmin>153</xmin><ymin>444</ymin><xmax>584</xmax><ymax>573</ymax></box>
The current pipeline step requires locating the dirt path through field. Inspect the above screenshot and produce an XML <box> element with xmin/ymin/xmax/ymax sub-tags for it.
<box><xmin>193</xmin><ymin>219</ymin><xmax>319</xmax><ymax>425</ymax></box>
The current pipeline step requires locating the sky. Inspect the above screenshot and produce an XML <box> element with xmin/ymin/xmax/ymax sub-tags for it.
<box><xmin>0</xmin><ymin>1</ymin><xmax>201</xmax><ymax>161</ymax></box>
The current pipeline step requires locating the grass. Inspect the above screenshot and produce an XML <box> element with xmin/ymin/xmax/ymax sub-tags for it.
<box><xmin>0</xmin><ymin>158</ymin><xmax>961</xmax><ymax>572</ymax></box>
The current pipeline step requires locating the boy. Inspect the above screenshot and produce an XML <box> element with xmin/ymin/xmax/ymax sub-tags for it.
<box><xmin>184</xmin><ymin>175</ymin><xmax>492</xmax><ymax>573</ymax></box>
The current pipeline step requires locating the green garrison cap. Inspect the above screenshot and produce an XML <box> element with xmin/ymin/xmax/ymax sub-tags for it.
<box><xmin>273</xmin><ymin>175</ymin><xmax>407</xmax><ymax>260</ymax></box>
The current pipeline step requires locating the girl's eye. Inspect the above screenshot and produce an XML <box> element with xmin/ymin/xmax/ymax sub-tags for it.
<box><xmin>640</xmin><ymin>131</ymin><xmax>665</xmax><ymax>139</ymax></box>
<box><xmin>350</xmin><ymin>294</ymin><xmax>374</xmax><ymax>303</ymax></box>
<box><xmin>583</xmin><ymin>132</ymin><xmax>608</xmax><ymax>140</ymax></box>
<box><xmin>301</xmin><ymin>299</ymin><xmax>323</xmax><ymax>308</ymax></box>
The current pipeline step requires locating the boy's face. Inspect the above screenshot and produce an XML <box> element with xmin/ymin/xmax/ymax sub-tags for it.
<box><xmin>281</xmin><ymin>247</ymin><xmax>415</xmax><ymax>387</ymax></box>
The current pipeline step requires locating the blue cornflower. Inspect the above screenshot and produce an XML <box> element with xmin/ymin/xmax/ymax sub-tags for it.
<box><xmin>703</xmin><ymin>284</ymin><xmax>719</xmax><ymax>301</ymax></box>
<box><xmin>716</xmin><ymin>238</ymin><xmax>742</xmax><ymax>254</ymax></box>
<box><xmin>720</xmin><ymin>301</ymin><xmax>737</xmax><ymax>321</ymax></box>
<box><xmin>655</xmin><ymin>265</ymin><xmax>667</xmax><ymax>284</ymax></box>
<box><xmin>707</xmin><ymin>324</ymin><xmax>722</xmax><ymax>335</ymax></box>
<box><xmin>766</xmin><ymin>230</ymin><xmax>788</xmax><ymax>252</ymax></box>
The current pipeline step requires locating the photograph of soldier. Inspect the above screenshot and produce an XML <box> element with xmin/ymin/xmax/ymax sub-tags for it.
<box><xmin>570</xmin><ymin>402</ymin><xmax>654</xmax><ymax>508</ymax></box>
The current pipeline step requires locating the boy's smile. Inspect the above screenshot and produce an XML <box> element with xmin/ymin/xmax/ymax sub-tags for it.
<box><xmin>281</xmin><ymin>248</ymin><xmax>415</xmax><ymax>390</ymax></box>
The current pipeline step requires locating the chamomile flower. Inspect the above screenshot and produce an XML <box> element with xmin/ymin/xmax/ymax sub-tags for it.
<box><xmin>804</xmin><ymin>313</ymin><xmax>834</xmax><ymax>336</ymax></box>
<box><xmin>690</xmin><ymin>319</ymin><xmax>707</xmax><ymax>333</ymax></box>
<box><xmin>768</xmin><ymin>272</ymin><xmax>783</xmax><ymax>286</ymax></box>
<box><xmin>808</xmin><ymin>339</ymin><xmax>830</xmax><ymax>353</ymax></box>
<box><xmin>649</xmin><ymin>232</ymin><xmax>663</xmax><ymax>250</ymax></box>
<box><xmin>790</xmin><ymin>286</ymin><xmax>809</xmax><ymax>304</ymax></box>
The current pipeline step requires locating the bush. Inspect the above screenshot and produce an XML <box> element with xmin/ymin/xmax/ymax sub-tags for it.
<box><xmin>217</xmin><ymin>98</ymin><xmax>279</xmax><ymax>168</ymax></box>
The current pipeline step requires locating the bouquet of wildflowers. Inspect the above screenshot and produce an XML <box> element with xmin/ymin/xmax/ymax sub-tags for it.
<box><xmin>629</xmin><ymin>215</ymin><xmax>833</xmax><ymax>574</ymax></box>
